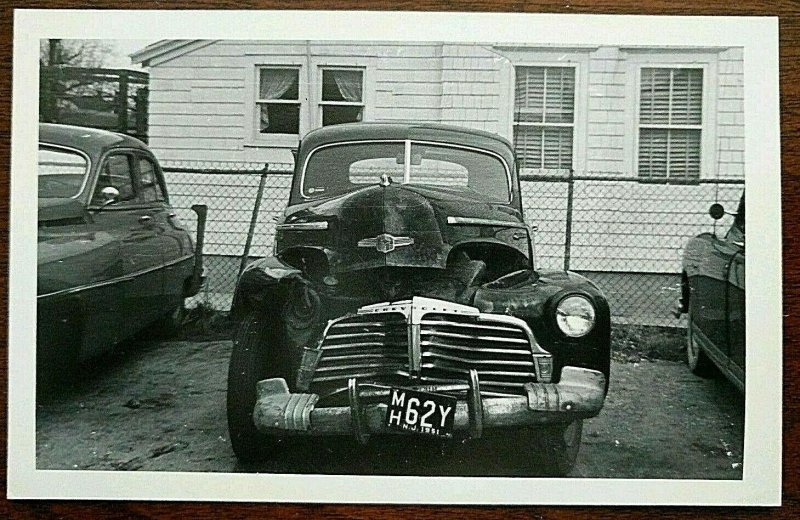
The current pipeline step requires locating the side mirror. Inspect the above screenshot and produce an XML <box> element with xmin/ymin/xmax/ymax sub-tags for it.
<box><xmin>99</xmin><ymin>186</ymin><xmax>120</xmax><ymax>207</ymax></box>
<box><xmin>709</xmin><ymin>203</ymin><xmax>725</xmax><ymax>220</ymax></box>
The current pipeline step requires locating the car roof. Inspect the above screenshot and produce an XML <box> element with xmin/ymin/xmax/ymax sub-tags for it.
<box><xmin>39</xmin><ymin>123</ymin><xmax>150</xmax><ymax>159</ymax></box>
<box><xmin>299</xmin><ymin>122</ymin><xmax>515</xmax><ymax>163</ymax></box>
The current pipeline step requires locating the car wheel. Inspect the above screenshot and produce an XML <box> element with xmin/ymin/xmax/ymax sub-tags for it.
<box><xmin>151</xmin><ymin>300</ymin><xmax>186</xmax><ymax>338</ymax></box>
<box><xmin>533</xmin><ymin>420</ymin><xmax>583</xmax><ymax>477</ymax></box>
<box><xmin>226</xmin><ymin>308</ymin><xmax>288</xmax><ymax>462</ymax></box>
<box><xmin>686</xmin><ymin>299</ymin><xmax>717</xmax><ymax>378</ymax></box>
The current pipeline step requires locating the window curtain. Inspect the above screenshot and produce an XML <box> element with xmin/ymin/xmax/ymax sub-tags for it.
<box><xmin>331</xmin><ymin>70</ymin><xmax>363</xmax><ymax>102</ymax></box>
<box><xmin>259</xmin><ymin>69</ymin><xmax>297</xmax><ymax>130</ymax></box>
<box><xmin>259</xmin><ymin>69</ymin><xmax>297</xmax><ymax>100</ymax></box>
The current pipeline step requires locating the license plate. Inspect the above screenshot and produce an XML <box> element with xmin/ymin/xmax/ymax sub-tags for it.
<box><xmin>384</xmin><ymin>388</ymin><xmax>457</xmax><ymax>438</ymax></box>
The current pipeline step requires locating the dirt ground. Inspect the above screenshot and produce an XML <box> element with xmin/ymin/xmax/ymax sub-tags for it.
<box><xmin>35</xmin><ymin>328</ymin><xmax>744</xmax><ymax>479</ymax></box>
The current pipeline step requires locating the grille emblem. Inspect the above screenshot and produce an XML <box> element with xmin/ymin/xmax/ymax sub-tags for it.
<box><xmin>357</xmin><ymin>233</ymin><xmax>414</xmax><ymax>254</ymax></box>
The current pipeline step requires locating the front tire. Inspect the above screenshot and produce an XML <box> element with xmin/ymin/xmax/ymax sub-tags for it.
<box><xmin>534</xmin><ymin>420</ymin><xmax>583</xmax><ymax>476</ymax></box>
<box><xmin>686</xmin><ymin>299</ymin><xmax>717</xmax><ymax>378</ymax></box>
<box><xmin>226</xmin><ymin>308</ymin><xmax>287</xmax><ymax>462</ymax></box>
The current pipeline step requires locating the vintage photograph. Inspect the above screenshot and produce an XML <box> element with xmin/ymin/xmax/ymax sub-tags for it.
<box><xmin>9</xmin><ymin>10</ymin><xmax>781</xmax><ymax>505</ymax></box>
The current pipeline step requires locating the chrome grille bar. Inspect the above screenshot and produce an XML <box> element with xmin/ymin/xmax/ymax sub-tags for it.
<box><xmin>308</xmin><ymin>297</ymin><xmax>551</xmax><ymax>395</ymax></box>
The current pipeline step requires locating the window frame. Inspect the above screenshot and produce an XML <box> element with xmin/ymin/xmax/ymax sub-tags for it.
<box><xmin>299</xmin><ymin>139</ymin><xmax>513</xmax><ymax>203</ymax></box>
<box><xmin>624</xmin><ymin>52</ymin><xmax>718</xmax><ymax>183</ymax></box>
<box><xmin>134</xmin><ymin>153</ymin><xmax>169</xmax><ymax>204</ymax></box>
<box><xmin>37</xmin><ymin>143</ymin><xmax>92</xmax><ymax>200</ymax></box>
<box><xmin>244</xmin><ymin>59</ymin><xmax>307</xmax><ymax>149</ymax></box>
<box><xmin>636</xmin><ymin>66</ymin><xmax>705</xmax><ymax>182</ymax></box>
<box><xmin>253</xmin><ymin>65</ymin><xmax>303</xmax><ymax>145</ymax></box>
<box><xmin>90</xmin><ymin>151</ymin><xmax>138</xmax><ymax>207</ymax></box>
<box><xmin>317</xmin><ymin>66</ymin><xmax>366</xmax><ymax>127</ymax></box>
<box><xmin>503</xmin><ymin>55</ymin><xmax>588</xmax><ymax>176</ymax></box>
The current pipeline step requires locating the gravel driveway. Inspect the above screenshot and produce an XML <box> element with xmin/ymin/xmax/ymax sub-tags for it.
<box><xmin>36</xmin><ymin>335</ymin><xmax>744</xmax><ymax>478</ymax></box>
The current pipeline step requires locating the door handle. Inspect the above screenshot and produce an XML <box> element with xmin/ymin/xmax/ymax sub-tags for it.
<box><xmin>139</xmin><ymin>215</ymin><xmax>153</xmax><ymax>225</ymax></box>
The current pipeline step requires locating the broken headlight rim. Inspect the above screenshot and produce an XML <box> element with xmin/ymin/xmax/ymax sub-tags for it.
<box><xmin>555</xmin><ymin>294</ymin><xmax>596</xmax><ymax>338</ymax></box>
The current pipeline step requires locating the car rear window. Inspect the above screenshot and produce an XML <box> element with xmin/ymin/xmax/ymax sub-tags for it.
<box><xmin>302</xmin><ymin>140</ymin><xmax>510</xmax><ymax>202</ymax></box>
<box><xmin>38</xmin><ymin>146</ymin><xmax>89</xmax><ymax>199</ymax></box>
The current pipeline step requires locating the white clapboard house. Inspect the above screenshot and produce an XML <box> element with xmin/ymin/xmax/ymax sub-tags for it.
<box><xmin>131</xmin><ymin>40</ymin><xmax>744</xmax><ymax>319</ymax></box>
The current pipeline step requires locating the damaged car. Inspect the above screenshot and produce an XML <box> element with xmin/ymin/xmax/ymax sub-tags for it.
<box><xmin>226</xmin><ymin>123</ymin><xmax>610</xmax><ymax>475</ymax></box>
<box><xmin>37</xmin><ymin>123</ymin><xmax>206</xmax><ymax>386</ymax></box>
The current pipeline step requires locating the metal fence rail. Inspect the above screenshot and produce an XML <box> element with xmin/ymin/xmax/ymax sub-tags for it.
<box><xmin>162</xmin><ymin>160</ymin><xmax>744</xmax><ymax>326</ymax></box>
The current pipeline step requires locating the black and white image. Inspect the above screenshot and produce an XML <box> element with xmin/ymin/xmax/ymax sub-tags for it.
<box><xmin>9</xmin><ymin>11</ymin><xmax>781</xmax><ymax>505</ymax></box>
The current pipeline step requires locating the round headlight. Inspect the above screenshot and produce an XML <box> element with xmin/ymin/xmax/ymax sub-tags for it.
<box><xmin>555</xmin><ymin>295</ymin><xmax>596</xmax><ymax>338</ymax></box>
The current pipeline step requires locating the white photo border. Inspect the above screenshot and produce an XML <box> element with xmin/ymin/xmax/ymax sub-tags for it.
<box><xmin>8</xmin><ymin>9</ymin><xmax>782</xmax><ymax>505</ymax></box>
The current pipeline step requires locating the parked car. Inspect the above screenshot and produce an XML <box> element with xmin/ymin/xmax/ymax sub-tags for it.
<box><xmin>676</xmin><ymin>193</ymin><xmax>745</xmax><ymax>391</ymax></box>
<box><xmin>37</xmin><ymin>123</ymin><xmax>206</xmax><ymax>385</ymax></box>
<box><xmin>226</xmin><ymin>123</ymin><xmax>610</xmax><ymax>475</ymax></box>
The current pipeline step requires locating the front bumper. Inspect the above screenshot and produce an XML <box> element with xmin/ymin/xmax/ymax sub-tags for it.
<box><xmin>252</xmin><ymin>366</ymin><xmax>606</xmax><ymax>442</ymax></box>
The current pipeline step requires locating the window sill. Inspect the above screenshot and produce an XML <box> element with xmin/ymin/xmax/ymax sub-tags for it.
<box><xmin>244</xmin><ymin>135</ymin><xmax>300</xmax><ymax>149</ymax></box>
<box><xmin>636</xmin><ymin>177</ymin><xmax>701</xmax><ymax>186</ymax></box>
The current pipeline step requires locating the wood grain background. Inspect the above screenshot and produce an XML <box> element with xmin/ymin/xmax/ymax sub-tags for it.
<box><xmin>0</xmin><ymin>1</ymin><xmax>795</xmax><ymax>518</ymax></box>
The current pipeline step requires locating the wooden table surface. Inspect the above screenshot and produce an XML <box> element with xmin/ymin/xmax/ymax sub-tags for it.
<box><xmin>0</xmin><ymin>1</ymin><xmax>796</xmax><ymax>518</ymax></box>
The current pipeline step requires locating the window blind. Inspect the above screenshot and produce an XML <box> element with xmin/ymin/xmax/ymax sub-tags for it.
<box><xmin>514</xmin><ymin>66</ymin><xmax>575</xmax><ymax>172</ymax></box>
<box><xmin>638</xmin><ymin>68</ymin><xmax>703</xmax><ymax>180</ymax></box>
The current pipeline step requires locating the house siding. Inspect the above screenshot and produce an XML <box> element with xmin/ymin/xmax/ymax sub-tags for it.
<box><xmin>140</xmin><ymin>41</ymin><xmax>744</xmax><ymax>272</ymax></box>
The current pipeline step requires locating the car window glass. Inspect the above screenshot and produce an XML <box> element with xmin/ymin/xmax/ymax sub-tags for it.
<box><xmin>349</xmin><ymin>157</ymin><xmax>405</xmax><ymax>184</ymax></box>
<box><xmin>93</xmin><ymin>154</ymin><xmax>135</xmax><ymax>205</ymax></box>
<box><xmin>304</xmin><ymin>141</ymin><xmax>510</xmax><ymax>202</ymax></box>
<box><xmin>138</xmin><ymin>157</ymin><xmax>165</xmax><ymax>203</ymax></box>
<box><xmin>38</xmin><ymin>146</ymin><xmax>89</xmax><ymax>198</ymax></box>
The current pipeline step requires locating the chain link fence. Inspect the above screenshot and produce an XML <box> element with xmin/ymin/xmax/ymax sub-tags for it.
<box><xmin>162</xmin><ymin>160</ymin><xmax>743</xmax><ymax>326</ymax></box>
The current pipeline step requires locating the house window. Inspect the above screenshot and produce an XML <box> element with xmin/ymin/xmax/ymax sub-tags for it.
<box><xmin>513</xmin><ymin>66</ymin><xmax>575</xmax><ymax>173</ymax></box>
<box><xmin>257</xmin><ymin>67</ymin><xmax>300</xmax><ymax>135</ymax></box>
<box><xmin>638</xmin><ymin>67</ymin><xmax>703</xmax><ymax>180</ymax></box>
<box><xmin>319</xmin><ymin>68</ymin><xmax>364</xmax><ymax>126</ymax></box>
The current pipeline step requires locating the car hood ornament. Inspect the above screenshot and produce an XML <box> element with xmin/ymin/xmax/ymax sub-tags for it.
<box><xmin>357</xmin><ymin>233</ymin><xmax>414</xmax><ymax>254</ymax></box>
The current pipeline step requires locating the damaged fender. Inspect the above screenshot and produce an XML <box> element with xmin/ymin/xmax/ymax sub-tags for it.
<box><xmin>229</xmin><ymin>256</ymin><xmax>306</xmax><ymax>321</ymax></box>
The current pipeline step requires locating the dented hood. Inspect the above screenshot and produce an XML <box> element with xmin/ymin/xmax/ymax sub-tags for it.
<box><xmin>277</xmin><ymin>183</ymin><xmax>527</xmax><ymax>273</ymax></box>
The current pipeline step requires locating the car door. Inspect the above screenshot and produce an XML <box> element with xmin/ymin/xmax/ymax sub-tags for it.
<box><xmin>691</xmin><ymin>235</ymin><xmax>732</xmax><ymax>365</ymax></box>
<box><xmin>134</xmin><ymin>153</ymin><xmax>191</xmax><ymax>313</ymax></box>
<box><xmin>92</xmin><ymin>151</ymin><xmax>165</xmax><ymax>339</ymax></box>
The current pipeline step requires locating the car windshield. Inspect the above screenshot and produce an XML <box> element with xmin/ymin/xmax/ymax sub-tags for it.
<box><xmin>38</xmin><ymin>146</ymin><xmax>89</xmax><ymax>198</ymax></box>
<box><xmin>302</xmin><ymin>141</ymin><xmax>510</xmax><ymax>202</ymax></box>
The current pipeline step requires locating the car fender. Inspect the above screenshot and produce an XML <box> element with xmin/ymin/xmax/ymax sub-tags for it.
<box><xmin>472</xmin><ymin>268</ymin><xmax>611</xmax><ymax>385</ymax></box>
<box><xmin>229</xmin><ymin>256</ymin><xmax>306</xmax><ymax>321</ymax></box>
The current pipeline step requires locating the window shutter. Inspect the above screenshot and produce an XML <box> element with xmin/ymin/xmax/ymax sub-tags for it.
<box><xmin>669</xmin><ymin>69</ymin><xmax>702</xmax><ymax>125</ymax></box>
<box><xmin>639</xmin><ymin>68</ymin><xmax>671</xmax><ymax>125</ymax></box>
<box><xmin>667</xmin><ymin>129</ymin><xmax>701</xmax><ymax>176</ymax></box>
<box><xmin>544</xmin><ymin>67</ymin><xmax>575</xmax><ymax>124</ymax></box>
<box><xmin>514</xmin><ymin>68</ymin><xmax>545</xmax><ymax>123</ymax></box>
<box><xmin>638</xmin><ymin>128</ymin><xmax>669</xmax><ymax>178</ymax></box>
<box><xmin>513</xmin><ymin>126</ymin><xmax>542</xmax><ymax>168</ymax></box>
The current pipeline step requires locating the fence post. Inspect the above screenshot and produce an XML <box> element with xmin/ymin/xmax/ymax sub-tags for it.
<box><xmin>563</xmin><ymin>168</ymin><xmax>575</xmax><ymax>271</ymax></box>
<box><xmin>239</xmin><ymin>164</ymin><xmax>270</xmax><ymax>277</ymax></box>
<box><xmin>118</xmin><ymin>70</ymin><xmax>129</xmax><ymax>134</ymax></box>
<box><xmin>135</xmin><ymin>87</ymin><xmax>149</xmax><ymax>142</ymax></box>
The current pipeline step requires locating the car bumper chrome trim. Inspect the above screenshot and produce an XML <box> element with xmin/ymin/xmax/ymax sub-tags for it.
<box><xmin>252</xmin><ymin>366</ymin><xmax>606</xmax><ymax>439</ymax></box>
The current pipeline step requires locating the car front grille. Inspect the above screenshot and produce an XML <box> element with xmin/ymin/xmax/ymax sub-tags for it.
<box><xmin>418</xmin><ymin>313</ymin><xmax>538</xmax><ymax>395</ymax></box>
<box><xmin>310</xmin><ymin>312</ymin><xmax>410</xmax><ymax>383</ymax></box>
<box><xmin>309</xmin><ymin>297</ymin><xmax>544</xmax><ymax>397</ymax></box>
